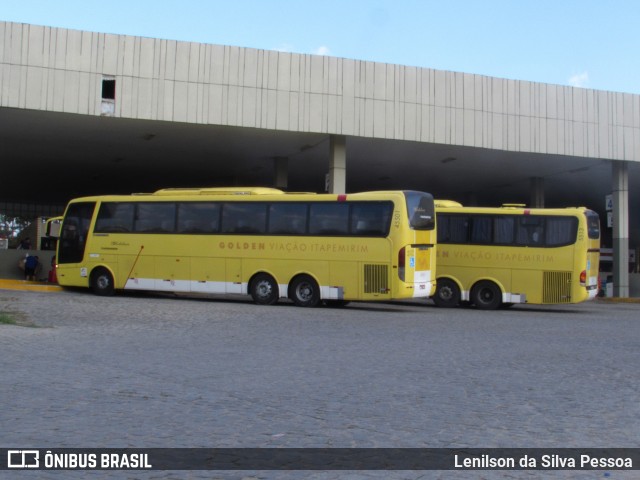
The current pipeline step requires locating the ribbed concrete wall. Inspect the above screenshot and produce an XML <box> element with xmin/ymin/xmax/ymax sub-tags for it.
<box><xmin>1</xmin><ymin>21</ymin><xmax>639</xmax><ymax>162</ymax></box>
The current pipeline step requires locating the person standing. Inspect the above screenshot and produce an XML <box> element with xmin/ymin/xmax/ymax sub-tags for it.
<box><xmin>24</xmin><ymin>254</ymin><xmax>39</xmax><ymax>281</ymax></box>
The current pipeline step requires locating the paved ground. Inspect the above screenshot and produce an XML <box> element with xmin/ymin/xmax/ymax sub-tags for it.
<box><xmin>1</xmin><ymin>289</ymin><xmax>638</xmax><ymax>479</ymax></box>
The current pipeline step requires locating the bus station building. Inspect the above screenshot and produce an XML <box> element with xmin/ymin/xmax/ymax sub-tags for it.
<box><xmin>1</xmin><ymin>21</ymin><xmax>639</xmax><ymax>296</ymax></box>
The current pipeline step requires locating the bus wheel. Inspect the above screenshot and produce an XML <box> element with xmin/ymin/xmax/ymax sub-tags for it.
<box><xmin>250</xmin><ymin>273</ymin><xmax>279</xmax><ymax>305</ymax></box>
<box><xmin>433</xmin><ymin>278</ymin><xmax>460</xmax><ymax>308</ymax></box>
<box><xmin>289</xmin><ymin>275</ymin><xmax>321</xmax><ymax>307</ymax></box>
<box><xmin>471</xmin><ymin>281</ymin><xmax>502</xmax><ymax>310</ymax></box>
<box><xmin>90</xmin><ymin>268</ymin><xmax>115</xmax><ymax>296</ymax></box>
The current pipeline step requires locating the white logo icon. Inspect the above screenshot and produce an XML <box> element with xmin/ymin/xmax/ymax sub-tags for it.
<box><xmin>7</xmin><ymin>450</ymin><xmax>40</xmax><ymax>468</ymax></box>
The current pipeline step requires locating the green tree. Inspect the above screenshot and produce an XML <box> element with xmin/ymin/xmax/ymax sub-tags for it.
<box><xmin>0</xmin><ymin>214</ymin><xmax>32</xmax><ymax>247</ymax></box>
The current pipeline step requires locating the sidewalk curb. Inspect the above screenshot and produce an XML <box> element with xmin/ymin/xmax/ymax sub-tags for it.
<box><xmin>596</xmin><ymin>297</ymin><xmax>640</xmax><ymax>304</ymax></box>
<box><xmin>0</xmin><ymin>279</ymin><xmax>64</xmax><ymax>293</ymax></box>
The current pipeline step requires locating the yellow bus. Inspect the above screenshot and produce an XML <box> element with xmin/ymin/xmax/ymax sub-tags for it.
<box><xmin>56</xmin><ymin>187</ymin><xmax>436</xmax><ymax>307</ymax></box>
<box><xmin>433</xmin><ymin>201</ymin><xmax>600</xmax><ymax>309</ymax></box>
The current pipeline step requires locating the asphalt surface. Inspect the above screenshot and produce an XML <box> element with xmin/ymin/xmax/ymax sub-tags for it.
<box><xmin>1</xmin><ymin>289</ymin><xmax>639</xmax><ymax>479</ymax></box>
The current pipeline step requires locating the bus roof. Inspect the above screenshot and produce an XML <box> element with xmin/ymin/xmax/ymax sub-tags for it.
<box><xmin>65</xmin><ymin>189</ymin><xmax>428</xmax><ymax>204</ymax></box>
<box><xmin>435</xmin><ymin>200</ymin><xmax>592</xmax><ymax>215</ymax></box>
<box><xmin>434</xmin><ymin>200</ymin><xmax>463</xmax><ymax>208</ymax></box>
<box><xmin>151</xmin><ymin>187</ymin><xmax>286</xmax><ymax>196</ymax></box>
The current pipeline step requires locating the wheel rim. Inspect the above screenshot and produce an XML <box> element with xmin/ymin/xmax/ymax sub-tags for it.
<box><xmin>478</xmin><ymin>287</ymin><xmax>495</xmax><ymax>304</ymax></box>
<box><xmin>256</xmin><ymin>280</ymin><xmax>272</xmax><ymax>300</ymax></box>
<box><xmin>439</xmin><ymin>285</ymin><xmax>454</xmax><ymax>301</ymax></box>
<box><xmin>296</xmin><ymin>282</ymin><xmax>313</xmax><ymax>302</ymax></box>
<box><xmin>97</xmin><ymin>275</ymin><xmax>110</xmax><ymax>290</ymax></box>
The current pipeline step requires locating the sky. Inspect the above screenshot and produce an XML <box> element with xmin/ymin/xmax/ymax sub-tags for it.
<box><xmin>2</xmin><ymin>0</ymin><xmax>640</xmax><ymax>94</ymax></box>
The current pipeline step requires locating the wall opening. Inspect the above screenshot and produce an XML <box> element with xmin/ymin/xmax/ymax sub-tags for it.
<box><xmin>101</xmin><ymin>77</ymin><xmax>116</xmax><ymax>116</ymax></box>
<box><xmin>101</xmin><ymin>79</ymin><xmax>115</xmax><ymax>100</ymax></box>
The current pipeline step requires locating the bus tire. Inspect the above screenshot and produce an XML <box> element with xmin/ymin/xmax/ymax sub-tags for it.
<box><xmin>90</xmin><ymin>268</ymin><xmax>115</xmax><ymax>296</ymax></box>
<box><xmin>250</xmin><ymin>273</ymin><xmax>279</xmax><ymax>305</ymax></box>
<box><xmin>433</xmin><ymin>278</ymin><xmax>460</xmax><ymax>308</ymax></box>
<box><xmin>471</xmin><ymin>280</ymin><xmax>502</xmax><ymax>310</ymax></box>
<box><xmin>289</xmin><ymin>275</ymin><xmax>321</xmax><ymax>307</ymax></box>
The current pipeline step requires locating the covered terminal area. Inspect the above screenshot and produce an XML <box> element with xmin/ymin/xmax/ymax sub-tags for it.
<box><xmin>1</xmin><ymin>21</ymin><xmax>639</xmax><ymax>296</ymax></box>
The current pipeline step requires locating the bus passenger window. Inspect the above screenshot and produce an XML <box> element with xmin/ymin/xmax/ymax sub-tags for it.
<box><xmin>437</xmin><ymin>215</ymin><xmax>448</xmax><ymax>243</ymax></box>
<box><xmin>471</xmin><ymin>217</ymin><xmax>492</xmax><ymax>244</ymax></box>
<box><xmin>516</xmin><ymin>217</ymin><xmax>544</xmax><ymax>246</ymax></box>
<box><xmin>177</xmin><ymin>203</ymin><xmax>220</xmax><ymax>234</ymax></box>
<box><xmin>445</xmin><ymin>216</ymin><xmax>469</xmax><ymax>243</ymax></box>
<box><xmin>95</xmin><ymin>202</ymin><xmax>135</xmax><ymax>233</ymax></box>
<box><xmin>545</xmin><ymin>217</ymin><xmax>577</xmax><ymax>246</ymax></box>
<box><xmin>350</xmin><ymin>203</ymin><xmax>392</xmax><ymax>236</ymax></box>
<box><xmin>134</xmin><ymin>203</ymin><xmax>176</xmax><ymax>233</ymax></box>
<box><xmin>309</xmin><ymin>203</ymin><xmax>349</xmax><ymax>235</ymax></box>
<box><xmin>268</xmin><ymin>203</ymin><xmax>307</xmax><ymax>234</ymax></box>
<box><xmin>494</xmin><ymin>216</ymin><xmax>515</xmax><ymax>244</ymax></box>
<box><xmin>222</xmin><ymin>203</ymin><xmax>267</xmax><ymax>234</ymax></box>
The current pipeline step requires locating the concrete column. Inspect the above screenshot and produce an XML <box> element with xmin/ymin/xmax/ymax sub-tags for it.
<box><xmin>273</xmin><ymin>157</ymin><xmax>288</xmax><ymax>190</ymax></box>
<box><xmin>530</xmin><ymin>177</ymin><xmax>545</xmax><ymax>208</ymax></box>
<box><xmin>612</xmin><ymin>161</ymin><xmax>629</xmax><ymax>297</ymax></box>
<box><xmin>328</xmin><ymin>135</ymin><xmax>346</xmax><ymax>194</ymax></box>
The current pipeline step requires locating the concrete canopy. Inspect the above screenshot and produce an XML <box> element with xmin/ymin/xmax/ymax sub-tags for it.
<box><xmin>2</xmin><ymin>106</ymin><xmax>637</xmax><ymax>211</ymax></box>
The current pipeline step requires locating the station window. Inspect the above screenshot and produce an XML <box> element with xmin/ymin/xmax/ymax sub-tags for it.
<box><xmin>101</xmin><ymin>77</ymin><xmax>116</xmax><ymax>116</ymax></box>
<box><xmin>102</xmin><ymin>78</ymin><xmax>116</xmax><ymax>100</ymax></box>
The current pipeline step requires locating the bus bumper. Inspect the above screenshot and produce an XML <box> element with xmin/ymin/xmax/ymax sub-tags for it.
<box><xmin>411</xmin><ymin>280</ymin><xmax>435</xmax><ymax>298</ymax></box>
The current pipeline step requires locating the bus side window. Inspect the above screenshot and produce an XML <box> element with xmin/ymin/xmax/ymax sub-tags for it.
<box><xmin>95</xmin><ymin>202</ymin><xmax>135</xmax><ymax>233</ymax></box>
<box><xmin>494</xmin><ymin>216</ymin><xmax>515</xmax><ymax>244</ymax></box>
<box><xmin>177</xmin><ymin>203</ymin><xmax>220</xmax><ymax>234</ymax></box>
<box><xmin>268</xmin><ymin>203</ymin><xmax>307</xmax><ymax>235</ymax></box>
<box><xmin>516</xmin><ymin>217</ymin><xmax>544</xmax><ymax>246</ymax></box>
<box><xmin>470</xmin><ymin>217</ymin><xmax>492</xmax><ymax>244</ymax></box>
<box><xmin>545</xmin><ymin>217</ymin><xmax>578</xmax><ymax>246</ymax></box>
<box><xmin>437</xmin><ymin>214</ymin><xmax>470</xmax><ymax>244</ymax></box>
<box><xmin>309</xmin><ymin>203</ymin><xmax>349</xmax><ymax>236</ymax></box>
<box><xmin>134</xmin><ymin>203</ymin><xmax>176</xmax><ymax>233</ymax></box>
<box><xmin>350</xmin><ymin>203</ymin><xmax>392</xmax><ymax>236</ymax></box>
<box><xmin>532</xmin><ymin>228</ymin><xmax>542</xmax><ymax>244</ymax></box>
<box><xmin>437</xmin><ymin>215</ymin><xmax>449</xmax><ymax>243</ymax></box>
<box><xmin>449</xmin><ymin>216</ymin><xmax>469</xmax><ymax>243</ymax></box>
<box><xmin>222</xmin><ymin>203</ymin><xmax>267</xmax><ymax>234</ymax></box>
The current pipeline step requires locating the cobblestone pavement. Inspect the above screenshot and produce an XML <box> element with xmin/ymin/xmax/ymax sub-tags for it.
<box><xmin>1</xmin><ymin>289</ymin><xmax>639</xmax><ymax>480</ymax></box>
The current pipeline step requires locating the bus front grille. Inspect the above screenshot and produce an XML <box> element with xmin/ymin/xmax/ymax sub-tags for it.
<box><xmin>364</xmin><ymin>264</ymin><xmax>389</xmax><ymax>294</ymax></box>
<box><xmin>543</xmin><ymin>271</ymin><xmax>572</xmax><ymax>303</ymax></box>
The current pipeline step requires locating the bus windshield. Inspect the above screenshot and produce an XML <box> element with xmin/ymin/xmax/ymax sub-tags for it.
<box><xmin>585</xmin><ymin>210</ymin><xmax>600</xmax><ymax>240</ymax></box>
<box><xmin>404</xmin><ymin>191</ymin><xmax>435</xmax><ymax>230</ymax></box>
<box><xmin>58</xmin><ymin>202</ymin><xmax>95</xmax><ymax>264</ymax></box>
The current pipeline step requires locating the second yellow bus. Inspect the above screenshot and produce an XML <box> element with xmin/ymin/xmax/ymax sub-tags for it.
<box><xmin>433</xmin><ymin>201</ymin><xmax>600</xmax><ymax>309</ymax></box>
